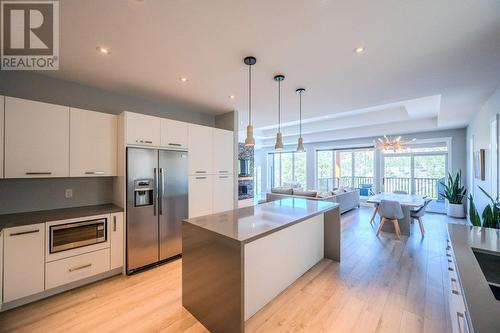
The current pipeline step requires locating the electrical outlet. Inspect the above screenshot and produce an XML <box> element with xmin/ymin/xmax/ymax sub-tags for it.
<box><xmin>65</xmin><ymin>189</ymin><xmax>73</xmax><ymax>198</ymax></box>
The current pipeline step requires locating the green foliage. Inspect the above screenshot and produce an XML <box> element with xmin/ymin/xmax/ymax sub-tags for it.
<box><xmin>441</xmin><ymin>171</ymin><xmax>466</xmax><ymax>204</ymax></box>
<box><xmin>468</xmin><ymin>194</ymin><xmax>482</xmax><ymax>227</ymax></box>
<box><xmin>478</xmin><ymin>186</ymin><xmax>500</xmax><ymax>229</ymax></box>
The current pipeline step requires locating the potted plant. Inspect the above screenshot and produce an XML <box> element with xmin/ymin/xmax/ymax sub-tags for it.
<box><xmin>441</xmin><ymin>171</ymin><xmax>466</xmax><ymax>218</ymax></box>
<box><xmin>468</xmin><ymin>188</ymin><xmax>500</xmax><ymax>229</ymax></box>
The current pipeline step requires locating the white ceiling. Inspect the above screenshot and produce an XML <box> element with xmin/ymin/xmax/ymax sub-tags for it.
<box><xmin>46</xmin><ymin>0</ymin><xmax>500</xmax><ymax>142</ymax></box>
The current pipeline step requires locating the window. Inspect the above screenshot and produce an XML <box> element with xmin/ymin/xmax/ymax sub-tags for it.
<box><xmin>316</xmin><ymin>151</ymin><xmax>333</xmax><ymax>191</ymax></box>
<box><xmin>269</xmin><ymin>152</ymin><xmax>306</xmax><ymax>188</ymax></box>
<box><xmin>381</xmin><ymin>140</ymin><xmax>449</xmax><ymax>213</ymax></box>
<box><xmin>316</xmin><ymin>148</ymin><xmax>374</xmax><ymax>196</ymax></box>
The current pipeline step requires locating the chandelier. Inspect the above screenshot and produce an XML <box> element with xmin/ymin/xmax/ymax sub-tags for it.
<box><xmin>376</xmin><ymin>135</ymin><xmax>415</xmax><ymax>152</ymax></box>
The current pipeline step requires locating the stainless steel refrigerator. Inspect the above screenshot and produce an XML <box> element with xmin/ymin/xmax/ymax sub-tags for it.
<box><xmin>126</xmin><ymin>147</ymin><xmax>188</xmax><ymax>274</ymax></box>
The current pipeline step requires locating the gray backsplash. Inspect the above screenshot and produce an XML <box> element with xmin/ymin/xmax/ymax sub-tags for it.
<box><xmin>0</xmin><ymin>177</ymin><xmax>115</xmax><ymax>215</ymax></box>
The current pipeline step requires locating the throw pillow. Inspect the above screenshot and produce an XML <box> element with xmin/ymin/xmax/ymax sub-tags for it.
<box><xmin>293</xmin><ymin>189</ymin><xmax>318</xmax><ymax>197</ymax></box>
<box><xmin>271</xmin><ymin>187</ymin><xmax>293</xmax><ymax>195</ymax></box>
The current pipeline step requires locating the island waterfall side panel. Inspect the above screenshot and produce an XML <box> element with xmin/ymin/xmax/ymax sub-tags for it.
<box><xmin>182</xmin><ymin>222</ymin><xmax>244</xmax><ymax>333</ymax></box>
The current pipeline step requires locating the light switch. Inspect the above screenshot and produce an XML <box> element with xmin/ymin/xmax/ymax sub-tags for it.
<box><xmin>65</xmin><ymin>189</ymin><xmax>73</xmax><ymax>198</ymax></box>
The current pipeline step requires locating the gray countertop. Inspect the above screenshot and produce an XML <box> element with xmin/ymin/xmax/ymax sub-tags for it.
<box><xmin>448</xmin><ymin>224</ymin><xmax>500</xmax><ymax>333</ymax></box>
<box><xmin>183</xmin><ymin>198</ymin><xmax>339</xmax><ymax>243</ymax></box>
<box><xmin>0</xmin><ymin>204</ymin><xmax>123</xmax><ymax>232</ymax></box>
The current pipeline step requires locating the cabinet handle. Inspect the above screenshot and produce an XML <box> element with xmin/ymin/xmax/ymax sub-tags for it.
<box><xmin>195</xmin><ymin>177</ymin><xmax>207</xmax><ymax>179</ymax></box>
<box><xmin>26</xmin><ymin>172</ymin><xmax>52</xmax><ymax>175</ymax></box>
<box><xmin>85</xmin><ymin>171</ymin><xmax>105</xmax><ymax>175</ymax></box>
<box><xmin>69</xmin><ymin>263</ymin><xmax>92</xmax><ymax>272</ymax></box>
<box><xmin>219</xmin><ymin>176</ymin><xmax>229</xmax><ymax>179</ymax></box>
<box><xmin>448</xmin><ymin>266</ymin><xmax>454</xmax><ymax>272</ymax></box>
<box><xmin>450</xmin><ymin>277</ymin><xmax>460</xmax><ymax>295</ymax></box>
<box><xmin>10</xmin><ymin>229</ymin><xmax>40</xmax><ymax>236</ymax></box>
<box><xmin>113</xmin><ymin>215</ymin><xmax>117</xmax><ymax>232</ymax></box>
<box><xmin>136</xmin><ymin>140</ymin><xmax>153</xmax><ymax>144</ymax></box>
<box><xmin>195</xmin><ymin>171</ymin><xmax>207</xmax><ymax>174</ymax></box>
<box><xmin>456</xmin><ymin>312</ymin><xmax>466</xmax><ymax>333</ymax></box>
<box><xmin>219</xmin><ymin>170</ymin><xmax>229</xmax><ymax>173</ymax></box>
<box><xmin>168</xmin><ymin>143</ymin><xmax>182</xmax><ymax>147</ymax></box>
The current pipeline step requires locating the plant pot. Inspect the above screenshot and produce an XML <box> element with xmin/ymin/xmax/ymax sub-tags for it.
<box><xmin>447</xmin><ymin>203</ymin><xmax>465</xmax><ymax>218</ymax></box>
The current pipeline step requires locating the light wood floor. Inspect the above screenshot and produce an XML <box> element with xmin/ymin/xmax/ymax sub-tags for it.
<box><xmin>0</xmin><ymin>207</ymin><xmax>466</xmax><ymax>333</ymax></box>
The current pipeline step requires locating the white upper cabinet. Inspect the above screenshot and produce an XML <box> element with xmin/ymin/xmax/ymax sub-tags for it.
<box><xmin>213</xmin><ymin>128</ymin><xmax>234</xmax><ymax>175</ymax></box>
<box><xmin>125</xmin><ymin>111</ymin><xmax>161</xmax><ymax>146</ymax></box>
<box><xmin>161</xmin><ymin>118</ymin><xmax>188</xmax><ymax>149</ymax></box>
<box><xmin>0</xmin><ymin>96</ymin><xmax>4</xmax><ymax>178</ymax></box>
<box><xmin>188</xmin><ymin>124</ymin><xmax>213</xmax><ymax>175</ymax></box>
<box><xmin>70</xmin><ymin>108</ymin><xmax>117</xmax><ymax>177</ymax></box>
<box><xmin>5</xmin><ymin>97</ymin><xmax>69</xmax><ymax>178</ymax></box>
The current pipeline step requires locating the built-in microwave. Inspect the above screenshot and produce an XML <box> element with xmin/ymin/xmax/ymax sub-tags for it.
<box><xmin>49</xmin><ymin>218</ymin><xmax>107</xmax><ymax>254</ymax></box>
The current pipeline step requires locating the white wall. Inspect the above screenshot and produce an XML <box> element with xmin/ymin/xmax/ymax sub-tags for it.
<box><xmin>255</xmin><ymin>128</ymin><xmax>466</xmax><ymax>194</ymax></box>
<box><xmin>466</xmin><ymin>86</ymin><xmax>500</xmax><ymax>214</ymax></box>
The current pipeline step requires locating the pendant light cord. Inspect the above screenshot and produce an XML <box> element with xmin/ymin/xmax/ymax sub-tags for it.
<box><xmin>299</xmin><ymin>92</ymin><xmax>302</xmax><ymax>137</ymax></box>
<box><xmin>278</xmin><ymin>80</ymin><xmax>281</xmax><ymax>132</ymax></box>
<box><xmin>248</xmin><ymin>64</ymin><xmax>252</xmax><ymax>125</ymax></box>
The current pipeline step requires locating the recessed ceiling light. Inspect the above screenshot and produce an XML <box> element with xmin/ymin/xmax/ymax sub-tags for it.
<box><xmin>96</xmin><ymin>46</ymin><xmax>110</xmax><ymax>55</ymax></box>
<box><xmin>353</xmin><ymin>47</ymin><xmax>366</xmax><ymax>54</ymax></box>
<box><xmin>229</xmin><ymin>95</ymin><xmax>235</xmax><ymax>99</ymax></box>
<box><xmin>179</xmin><ymin>77</ymin><xmax>188</xmax><ymax>83</ymax></box>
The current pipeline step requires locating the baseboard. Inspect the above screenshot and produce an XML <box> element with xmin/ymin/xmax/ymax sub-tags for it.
<box><xmin>1</xmin><ymin>267</ymin><xmax>123</xmax><ymax>312</ymax></box>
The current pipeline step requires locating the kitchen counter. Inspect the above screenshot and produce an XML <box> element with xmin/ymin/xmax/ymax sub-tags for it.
<box><xmin>0</xmin><ymin>204</ymin><xmax>123</xmax><ymax>231</ymax></box>
<box><xmin>184</xmin><ymin>198</ymin><xmax>339</xmax><ymax>243</ymax></box>
<box><xmin>182</xmin><ymin>198</ymin><xmax>341</xmax><ymax>333</ymax></box>
<box><xmin>448</xmin><ymin>224</ymin><xmax>500</xmax><ymax>333</ymax></box>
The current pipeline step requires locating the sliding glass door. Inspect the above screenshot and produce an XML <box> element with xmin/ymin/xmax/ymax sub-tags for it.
<box><xmin>269</xmin><ymin>152</ymin><xmax>306</xmax><ymax>188</ymax></box>
<box><xmin>316</xmin><ymin>148</ymin><xmax>374</xmax><ymax>196</ymax></box>
<box><xmin>382</xmin><ymin>144</ymin><xmax>448</xmax><ymax>212</ymax></box>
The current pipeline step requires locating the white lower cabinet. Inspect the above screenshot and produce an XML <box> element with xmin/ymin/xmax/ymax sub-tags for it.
<box><xmin>3</xmin><ymin>224</ymin><xmax>45</xmax><ymax>303</ymax></box>
<box><xmin>46</xmin><ymin>248</ymin><xmax>110</xmax><ymax>290</ymax></box>
<box><xmin>0</xmin><ymin>231</ymin><xmax>3</xmax><ymax>309</ymax></box>
<box><xmin>110</xmin><ymin>213</ymin><xmax>124</xmax><ymax>270</ymax></box>
<box><xmin>213</xmin><ymin>175</ymin><xmax>234</xmax><ymax>213</ymax></box>
<box><xmin>188</xmin><ymin>174</ymin><xmax>235</xmax><ymax>218</ymax></box>
<box><xmin>188</xmin><ymin>175</ymin><xmax>213</xmax><ymax>218</ymax></box>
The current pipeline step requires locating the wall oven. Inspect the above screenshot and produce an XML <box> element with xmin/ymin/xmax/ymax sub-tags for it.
<box><xmin>49</xmin><ymin>218</ymin><xmax>107</xmax><ymax>254</ymax></box>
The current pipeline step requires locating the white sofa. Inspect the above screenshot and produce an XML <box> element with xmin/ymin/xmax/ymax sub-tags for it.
<box><xmin>266</xmin><ymin>188</ymin><xmax>360</xmax><ymax>214</ymax></box>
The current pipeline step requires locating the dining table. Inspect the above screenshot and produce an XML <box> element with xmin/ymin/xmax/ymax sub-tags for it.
<box><xmin>367</xmin><ymin>192</ymin><xmax>426</xmax><ymax>236</ymax></box>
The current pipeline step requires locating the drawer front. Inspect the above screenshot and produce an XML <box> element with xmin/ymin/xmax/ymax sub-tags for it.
<box><xmin>46</xmin><ymin>248</ymin><xmax>110</xmax><ymax>290</ymax></box>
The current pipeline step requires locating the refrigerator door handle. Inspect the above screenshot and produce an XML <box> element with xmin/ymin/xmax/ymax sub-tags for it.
<box><xmin>153</xmin><ymin>167</ymin><xmax>158</xmax><ymax>216</ymax></box>
<box><xmin>159</xmin><ymin>168</ymin><xmax>165</xmax><ymax>215</ymax></box>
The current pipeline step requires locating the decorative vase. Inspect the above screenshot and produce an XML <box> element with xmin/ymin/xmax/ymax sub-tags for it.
<box><xmin>447</xmin><ymin>202</ymin><xmax>465</xmax><ymax>218</ymax></box>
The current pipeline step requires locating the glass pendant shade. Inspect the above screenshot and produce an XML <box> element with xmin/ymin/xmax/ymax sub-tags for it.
<box><xmin>275</xmin><ymin>132</ymin><xmax>283</xmax><ymax>150</ymax></box>
<box><xmin>245</xmin><ymin>124</ymin><xmax>255</xmax><ymax>146</ymax></box>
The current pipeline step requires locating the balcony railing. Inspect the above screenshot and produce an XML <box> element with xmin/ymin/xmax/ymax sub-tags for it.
<box><xmin>317</xmin><ymin>176</ymin><xmax>374</xmax><ymax>193</ymax></box>
<box><xmin>317</xmin><ymin>176</ymin><xmax>443</xmax><ymax>199</ymax></box>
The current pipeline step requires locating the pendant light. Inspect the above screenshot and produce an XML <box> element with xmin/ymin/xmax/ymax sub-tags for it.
<box><xmin>296</xmin><ymin>88</ymin><xmax>306</xmax><ymax>152</ymax></box>
<box><xmin>274</xmin><ymin>74</ymin><xmax>285</xmax><ymax>150</ymax></box>
<box><xmin>244</xmin><ymin>56</ymin><xmax>257</xmax><ymax>146</ymax></box>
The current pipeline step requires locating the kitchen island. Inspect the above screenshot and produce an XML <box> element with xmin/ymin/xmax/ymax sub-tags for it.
<box><xmin>182</xmin><ymin>198</ymin><xmax>341</xmax><ymax>333</ymax></box>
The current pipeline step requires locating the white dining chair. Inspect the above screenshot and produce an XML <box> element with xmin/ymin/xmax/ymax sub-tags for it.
<box><xmin>376</xmin><ymin>200</ymin><xmax>404</xmax><ymax>239</ymax></box>
<box><xmin>410</xmin><ymin>198</ymin><xmax>432</xmax><ymax>236</ymax></box>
